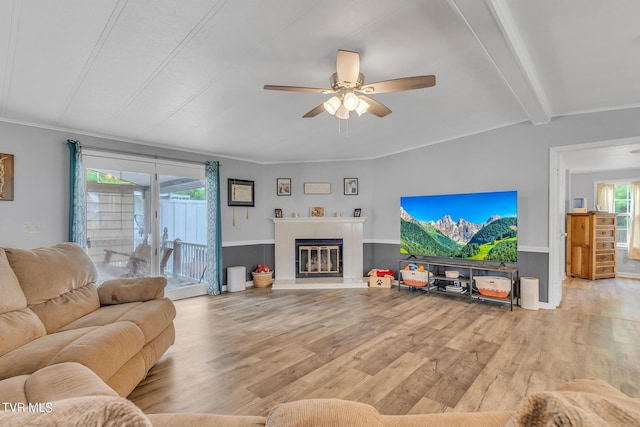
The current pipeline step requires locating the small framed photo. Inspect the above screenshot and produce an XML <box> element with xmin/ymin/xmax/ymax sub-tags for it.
<box><xmin>228</xmin><ymin>179</ymin><xmax>254</xmax><ymax>207</ymax></box>
<box><xmin>310</xmin><ymin>206</ymin><xmax>325</xmax><ymax>217</ymax></box>
<box><xmin>353</xmin><ymin>208</ymin><xmax>362</xmax><ymax>217</ymax></box>
<box><xmin>274</xmin><ymin>208</ymin><xmax>283</xmax><ymax>218</ymax></box>
<box><xmin>277</xmin><ymin>178</ymin><xmax>291</xmax><ymax>196</ymax></box>
<box><xmin>344</xmin><ymin>178</ymin><xmax>358</xmax><ymax>195</ymax></box>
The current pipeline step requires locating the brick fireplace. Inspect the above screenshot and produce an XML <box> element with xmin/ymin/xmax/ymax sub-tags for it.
<box><xmin>271</xmin><ymin>217</ymin><xmax>367</xmax><ymax>289</ymax></box>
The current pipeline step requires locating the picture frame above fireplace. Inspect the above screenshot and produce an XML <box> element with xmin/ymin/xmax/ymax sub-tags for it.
<box><xmin>277</xmin><ymin>178</ymin><xmax>291</xmax><ymax>196</ymax></box>
<box><xmin>344</xmin><ymin>178</ymin><xmax>358</xmax><ymax>195</ymax></box>
<box><xmin>304</xmin><ymin>182</ymin><xmax>331</xmax><ymax>195</ymax></box>
<box><xmin>310</xmin><ymin>206</ymin><xmax>325</xmax><ymax>217</ymax></box>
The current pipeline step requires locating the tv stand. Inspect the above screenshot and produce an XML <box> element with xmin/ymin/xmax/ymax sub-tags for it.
<box><xmin>398</xmin><ymin>258</ymin><xmax>518</xmax><ymax>311</ymax></box>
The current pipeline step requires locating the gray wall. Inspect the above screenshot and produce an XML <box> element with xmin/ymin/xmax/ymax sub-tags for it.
<box><xmin>570</xmin><ymin>168</ymin><xmax>640</xmax><ymax>278</ymax></box>
<box><xmin>3</xmin><ymin>106</ymin><xmax>640</xmax><ymax>304</ymax></box>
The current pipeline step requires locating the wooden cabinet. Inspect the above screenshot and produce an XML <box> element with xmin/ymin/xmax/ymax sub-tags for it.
<box><xmin>566</xmin><ymin>212</ymin><xmax>616</xmax><ymax>280</ymax></box>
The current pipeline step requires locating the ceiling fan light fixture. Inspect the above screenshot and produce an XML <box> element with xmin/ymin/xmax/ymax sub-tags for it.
<box><xmin>323</xmin><ymin>96</ymin><xmax>341</xmax><ymax>115</ymax></box>
<box><xmin>355</xmin><ymin>97</ymin><xmax>370</xmax><ymax>116</ymax></box>
<box><xmin>335</xmin><ymin>104</ymin><xmax>350</xmax><ymax>120</ymax></box>
<box><xmin>343</xmin><ymin>92</ymin><xmax>360</xmax><ymax>111</ymax></box>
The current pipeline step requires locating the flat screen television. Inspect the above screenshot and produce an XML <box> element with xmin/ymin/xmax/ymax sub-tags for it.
<box><xmin>400</xmin><ymin>190</ymin><xmax>517</xmax><ymax>262</ymax></box>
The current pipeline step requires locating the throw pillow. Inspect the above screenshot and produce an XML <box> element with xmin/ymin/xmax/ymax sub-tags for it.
<box><xmin>98</xmin><ymin>277</ymin><xmax>166</xmax><ymax>305</ymax></box>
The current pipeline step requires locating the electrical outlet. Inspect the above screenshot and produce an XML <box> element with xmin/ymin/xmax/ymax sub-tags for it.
<box><xmin>23</xmin><ymin>222</ymin><xmax>41</xmax><ymax>234</ymax></box>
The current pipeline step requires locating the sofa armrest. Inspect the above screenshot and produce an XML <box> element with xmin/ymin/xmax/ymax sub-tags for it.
<box><xmin>98</xmin><ymin>276</ymin><xmax>167</xmax><ymax>305</ymax></box>
<box><xmin>25</xmin><ymin>362</ymin><xmax>118</xmax><ymax>402</ymax></box>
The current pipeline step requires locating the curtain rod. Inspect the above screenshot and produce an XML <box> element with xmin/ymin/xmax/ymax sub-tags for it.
<box><xmin>65</xmin><ymin>142</ymin><xmax>217</xmax><ymax>166</ymax></box>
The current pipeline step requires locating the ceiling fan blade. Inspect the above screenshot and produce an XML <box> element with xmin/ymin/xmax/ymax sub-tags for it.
<box><xmin>360</xmin><ymin>75</ymin><xmax>436</xmax><ymax>94</ymax></box>
<box><xmin>359</xmin><ymin>95</ymin><xmax>391</xmax><ymax>117</ymax></box>
<box><xmin>263</xmin><ymin>85</ymin><xmax>333</xmax><ymax>94</ymax></box>
<box><xmin>336</xmin><ymin>50</ymin><xmax>360</xmax><ymax>87</ymax></box>
<box><xmin>302</xmin><ymin>104</ymin><xmax>326</xmax><ymax>118</ymax></box>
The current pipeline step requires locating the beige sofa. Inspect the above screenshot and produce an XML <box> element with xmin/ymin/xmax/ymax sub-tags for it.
<box><xmin>0</xmin><ymin>243</ymin><xmax>176</xmax><ymax>397</ymax></box>
<box><xmin>0</xmin><ymin>362</ymin><xmax>639</xmax><ymax>427</ymax></box>
<box><xmin>2</xmin><ymin>243</ymin><xmax>640</xmax><ymax>426</ymax></box>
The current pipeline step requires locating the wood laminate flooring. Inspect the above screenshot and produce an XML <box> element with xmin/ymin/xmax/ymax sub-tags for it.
<box><xmin>129</xmin><ymin>277</ymin><xmax>640</xmax><ymax>416</ymax></box>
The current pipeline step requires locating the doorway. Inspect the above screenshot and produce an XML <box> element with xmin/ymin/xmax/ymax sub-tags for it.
<box><xmin>83</xmin><ymin>151</ymin><xmax>207</xmax><ymax>300</ymax></box>
<box><xmin>548</xmin><ymin>136</ymin><xmax>640</xmax><ymax>308</ymax></box>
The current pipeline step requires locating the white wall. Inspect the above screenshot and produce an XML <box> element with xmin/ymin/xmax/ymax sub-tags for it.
<box><xmin>0</xmin><ymin>123</ymin><xmax>68</xmax><ymax>248</ymax></box>
<box><xmin>261</xmin><ymin>160</ymin><xmax>375</xmax><ymax>241</ymax></box>
<box><xmin>2</xmin><ymin>105</ymin><xmax>640</xmax><ymax>254</ymax></box>
<box><xmin>368</xmin><ymin>107</ymin><xmax>640</xmax><ymax>250</ymax></box>
<box><xmin>0</xmin><ymin>121</ymin><xmax>259</xmax><ymax>248</ymax></box>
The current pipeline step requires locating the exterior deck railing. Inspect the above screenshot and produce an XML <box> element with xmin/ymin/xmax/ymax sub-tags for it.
<box><xmin>163</xmin><ymin>239</ymin><xmax>207</xmax><ymax>282</ymax></box>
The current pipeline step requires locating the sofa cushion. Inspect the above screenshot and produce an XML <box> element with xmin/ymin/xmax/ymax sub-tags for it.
<box><xmin>266</xmin><ymin>398</ymin><xmax>384</xmax><ymax>427</ymax></box>
<box><xmin>98</xmin><ymin>276</ymin><xmax>167</xmax><ymax>305</ymax></box>
<box><xmin>0</xmin><ymin>375</ymin><xmax>29</xmax><ymax>405</ymax></box>
<box><xmin>0</xmin><ymin>308</ymin><xmax>47</xmax><ymax>358</ymax></box>
<box><xmin>5</xmin><ymin>243</ymin><xmax>101</xmax><ymax>332</ymax></box>
<box><xmin>0</xmin><ymin>248</ymin><xmax>27</xmax><ymax>313</ymax></box>
<box><xmin>5</xmin><ymin>243</ymin><xmax>97</xmax><ymax>305</ymax></box>
<box><xmin>59</xmin><ymin>298</ymin><xmax>176</xmax><ymax>343</ymax></box>
<box><xmin>29</xmin><ymin>284</ymin><xmax>100</xmax><ymax>333</ymax></box>
<box><xmin>0</xmin><ymin>249</ymin><xmax>47</xmax><ymax>357</ymax></box>
<box><xmin>0</xmin><ymin>327</ymin><xmax>98</xmax><ymax>380</ymax></box>
<box><xmin>507</xmin><ymin>378</ymin><xmax>640</xmax><ymax>426</ymax></box>
<box><xmin>0</xmin><ymin>396</ymin><xmax>151</xmax><ymax>427</ymax></box>
<box><xmin>48</xmin><ymin>321</ymin><xmax>145</xmax><ymax>381</ymax></box>
<box><xmin>25</xmin><ymin>362</ymin><xmax>118</xmax><ymax>403</ymax></box>
<box><xmin>0</xmin><ymin>321</ymin><xmax>145</xmax><ymax>383</ymax></box>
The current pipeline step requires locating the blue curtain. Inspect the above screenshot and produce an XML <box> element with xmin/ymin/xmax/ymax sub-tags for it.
<box><xmin>67</xmin><ymin>140</ymin><xmax>87</xmax><ymax>249</ymax></box>
<box><xmin>205</xmin><ymin>161</ymin><xmax>223</xmax><ymax>295</ymax></box>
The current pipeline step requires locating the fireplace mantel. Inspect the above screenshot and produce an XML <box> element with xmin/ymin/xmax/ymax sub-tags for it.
<box><xmin>271</xmin><ymin>217</ymin><xmax>367</xmax><ymax>224</ymax></box>
<box><xmin>271</xmin><ymin>217</ymin><xmax>367</xmax><ymax>289</ymax></box>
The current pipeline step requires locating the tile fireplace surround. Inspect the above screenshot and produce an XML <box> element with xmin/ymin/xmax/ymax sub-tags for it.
<box><xmin>271</xmin><ymin>217</ymin><xmax>367</xmax><ymax>289</ymax></box>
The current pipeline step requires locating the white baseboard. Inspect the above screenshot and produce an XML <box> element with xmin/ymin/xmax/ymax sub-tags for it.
<box><xmin>617</xmin><ymin>272</ymin><xmax>640</xmax><ymax>280</ymax></box>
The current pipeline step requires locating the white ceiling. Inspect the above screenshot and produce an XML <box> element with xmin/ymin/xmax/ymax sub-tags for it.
<box><xmin>1</xmin><ymin>0</ymin><xmax>639</xmax><ymax>164</ymax></box>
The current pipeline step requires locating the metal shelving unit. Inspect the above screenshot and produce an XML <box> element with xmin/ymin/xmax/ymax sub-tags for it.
<box><xmin>398</xmin><ymin>258</ymin><xmax>518</xmax><ymax>311</ymax></box>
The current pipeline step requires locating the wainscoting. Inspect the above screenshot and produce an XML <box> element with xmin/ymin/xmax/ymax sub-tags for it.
<box><xmin>222</xmin><ymin>243</ymin><xmax>549</xmax><ymax>303</ymax></box>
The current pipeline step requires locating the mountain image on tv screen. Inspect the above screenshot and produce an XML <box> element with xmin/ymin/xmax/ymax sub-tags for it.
<box><xmin>400</xmin><ymin>190</ymin><xmax>517</xmax><ymax>262</ymax></box>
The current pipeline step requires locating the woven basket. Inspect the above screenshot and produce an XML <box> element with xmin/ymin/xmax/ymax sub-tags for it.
<box><xmin>252</xmin><ymin>272</ymin><xmax>274</xmax><ymax>288</ymax></box>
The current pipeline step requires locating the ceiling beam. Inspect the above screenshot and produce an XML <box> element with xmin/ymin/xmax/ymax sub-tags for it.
<box><xmin>447</xmin><ymin>0</ymin><xmax>550</xmax><ymax>124</ymax></box>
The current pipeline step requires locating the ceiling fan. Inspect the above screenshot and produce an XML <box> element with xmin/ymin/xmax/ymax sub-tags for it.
<box><xmin>263</xmin><ymin>49</ymin><xmax>435</xmax><ymax>119</ymax></box>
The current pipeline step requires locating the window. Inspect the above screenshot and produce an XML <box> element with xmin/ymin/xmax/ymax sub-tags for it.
<box><xmin>83</xmin><ymin>151</ymin><xmax>207</xmax><ymax>300</ymax></box>
<box><xmin>614</xmin><ymin>184</ymin><xmax>631</xmax><ymax>246</ymax></box>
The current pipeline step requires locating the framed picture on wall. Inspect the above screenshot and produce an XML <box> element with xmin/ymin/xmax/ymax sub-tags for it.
<box><xmin>310</xmin><ymin>206</ymin><xmax>325</xmax><ymax>217</ymax></box>
<box><xmin>0</xmin><ymin>153</ymin><xmax>14</xmax><ymax>201</ymax></box>
<box><xmin>228</xmin><ymin>179</ymin><xmax>254</xmax><ymax>207</ymax></box>
<box><xmin>304</xmin><ymin>182</ymin><xmax>331</xmax><ymax>194</ymax></box>
<box><xmin>277</xmin><ymin>178</ymin><xmax>291</xmax><ymax>196</ymax></box>
<box><xmin>344</xmin><ymin>178</ymin><xmax>358</xmax><ymax>195</ymax></box>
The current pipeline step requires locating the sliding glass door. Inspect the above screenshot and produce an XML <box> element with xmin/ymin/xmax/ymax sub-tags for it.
<box><xmin>84</xmin><ymin>152</ymin><xmax>206</xmax><ymax>300</ymax></box>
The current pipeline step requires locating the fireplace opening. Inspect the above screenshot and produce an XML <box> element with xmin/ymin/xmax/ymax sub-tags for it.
<box><xmin>295</xmin><ymin>238</ymin><xmax>343</xmax><ymax>278</ymax></box>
